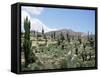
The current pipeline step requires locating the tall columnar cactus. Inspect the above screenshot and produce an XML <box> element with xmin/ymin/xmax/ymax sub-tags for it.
<box><xmin>33</xmin><ymin>30</ymin><xmax>35</xmax><ymax>36</ymax></box>
<box><xmin>75</xmin><ymin>48</ymin><xmax>78</xmax><ymax>55</ymax></box>
<box><xmin>42</xmin><ymin>27</ymin><xmax>44</xmax><ymax>35</ymax></box>
<box><xmin>51</xmin><ymin>32</ymin><xmax>56</xmax><ymax>39</ymax></box>
<box><xmin>42</xmin><ymin>27</ymin><xmax>44</xmax><ymax>39</ymax></box>
<box><xmin>87</xmin><ymin>31</ymin><xmax>90</xmax><ymax>41</ymax></box>
<box><xmin>44</xmin><ymin>34</ymin><xmax>47</xmax><ymax>45</ymax></box>
<box><xmin>53</xmin><ymin>32</ymin><xmax>56</xmax><ymax>39</ymax></box>
<box><xmin>66</xmin><ymin>33</ymin><xmax>70</xmax><ymax>42</ymax></box>
<box><xmin>83</xmin><ymin>43</ymin><xmax>86</xmax><ymax>50</ymax></box>
<box><xmin>78</xmin><ymin>35</ymin><xmax>82</xmax><ymax>44</ymax></box>
<box><xmin>89</xmin><ymin>32</ymin><xmax>94</xmax><ymax>47</ymax></box>
<box><xmin>57</xmin><ymin>38</ymin><xmax>60</xmax><ymax>45</ymax></box>
<box><xmin>23</xmin><ymin>17</ymin><xmax>35</xmax><ymax>67</ymax></box>
<box><xmin>60</xmin><ymin>32</ymin><xmax>65</xmax><ymax>42</ymax></box>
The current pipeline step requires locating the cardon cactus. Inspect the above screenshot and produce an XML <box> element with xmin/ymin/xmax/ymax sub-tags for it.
<box><xmin>23</xmin><ymin>17</ymin><xmax>36</xmax><ymax>67</ymax></box>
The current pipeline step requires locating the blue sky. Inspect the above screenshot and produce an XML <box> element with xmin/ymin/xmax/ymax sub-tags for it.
<box><xmin>22</xmin><ymin>6</ymin><xmax>95</xmax><ymax>33</ymax></box>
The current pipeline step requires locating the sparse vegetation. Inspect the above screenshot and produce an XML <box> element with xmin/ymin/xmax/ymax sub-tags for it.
<box><xmin>21</xmin><ymin>17</ymin><xmax>95</xmax><ymax>71</ymax></box>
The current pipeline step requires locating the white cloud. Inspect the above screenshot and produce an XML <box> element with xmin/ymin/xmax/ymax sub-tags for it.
<box><xmin>21</xmin><ymin>8</ymin><xmax>57</xmax><ymax>33</ymax></box>
<box><xmin>30</xmin><ymin>18</ymin><xmax>57</xmax><ymax>32</ymax></box>
<box><xmin>22</xmin><ymin>6</ymin><xmax>44</xmax><ymax>16</ymax></box>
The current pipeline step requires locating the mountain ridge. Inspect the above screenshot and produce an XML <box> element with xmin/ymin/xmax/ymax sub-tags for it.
<box><xmin>30</xmin><ymin>28</ymin><xmax>88</xmax><ymax>37</ymax></box>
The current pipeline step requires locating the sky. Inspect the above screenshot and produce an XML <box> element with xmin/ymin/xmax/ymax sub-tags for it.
<box><xmin>21</xmin><ymin>6</ymin><xmax>95</xmax><ymax>33</ymax></box>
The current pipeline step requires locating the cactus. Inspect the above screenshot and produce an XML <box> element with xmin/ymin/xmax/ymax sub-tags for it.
<box><xmin>42</xmin><ymin>27</ymin><xmax>44</xmax><ymax>36</ymax></box>
<box><xmin>53</xmin><ymin>32</ymin><xmax>56</xmax><ymax>39</ymax></box>
<box><xmin>78</xmin><ymin>35</ymin><xmax>82</xmax><ymax>44</ymax></box>
<box><xmin>60</xmin><ymin>32</ymin><xmax>65</xmax><ymax>42</ymax></box>
<box><xmin>87</xmin><ymin>31</ymin><xmax>90</xmax><ymax>41</ymax></box>
<box><xmin>23</xmin><ymin>17</ymin><xmax>36</xmax><ymax>67</ymax></box>
<box><xmin>88</xmin><ymin>52</ymin><xmax>92</xmax><ymax>60</ymax></box>
<box><xmin>83</xmin><ymin>43</ymin><xmax>86</xmax><ymax>51</ymax></box>
<box><xmin>44</xmin><ymin>34</ymin><xmax>47</xmax><ymax>45</ymax></box>
<box><xmin>66</xmin><ymin>33</ymin><xmax>70</xmax><ymax>42</ymax></box>
<box><xmin>42</xmin><ymin>27</ymin><xmax>45</xmax><ymax>39</ymax></box>
<box><xmin>61</xmin><ymin>44</ymin><xmax>64</xmax><ymax>50</ymax></box>
<box><xmin>75</xmin><ymin>48</ymin><xmax>78</xmax><ymax>55</ymax></box>
<box><xmin>51</xmin><ymin>32</ymin><xmax>56</xmax><ymax>39</ymax></box>
<box><xmin>89</xmin><ymin>32</ymin><xmax>95</xmax><ymax>47</ymax></box>
<box><xmin>33</xmin><ymin>30</ymin><xmax>35</xmax><ymax>37</ymax></box>
<box><xmin>57</xmin><ymin>39</ymin><xmax>60</xmax><ymax>45</ymax></box>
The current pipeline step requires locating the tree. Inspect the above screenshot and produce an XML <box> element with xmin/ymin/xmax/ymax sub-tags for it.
<box><xmin>23</xmin><ymin>17</ymin><xmax>36</xmax><ymax>67</ymax></box>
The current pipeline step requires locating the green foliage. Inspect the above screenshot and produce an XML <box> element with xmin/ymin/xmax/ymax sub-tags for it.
<box><xmin>60</xmin><ymin>59</ymin><xmax>68</xmax><ymax>68</ymax></box>
<box><xmin>66</xmin><ymin>33</ymin><xmax>70</xmax><ymax>42</ymax></box>
<box><xmin>87</xmin><ymin>32</ymin><xmax>95</xmax><ymax>48</ymax></box>
<box><xmin>51</xmin><ymin>32</ymin><xmax>56</xmax><ymax>39</ymax></box>
<box><xmin>57</xmin><ymin>39</ymin><xmax>60</xmax><ymax>45</ymax></box>
<box><xmin>87</xmin><ymin>31</ymin><xmax>90</xmax><ymax>41</ymax></box>
<box><xmin>21</xmin><ymin>26</ymin><xmax>95</xmax><ymax>70</ymax></box>
<box><xmin>75</xmin><ymin>48</ymin><xmax>78</xmax><ymax>55</ymax></box>
<box><xmin>89</xmin><ymin>37</ymin><xmax>95</xmax><ymax>47</ymax></box>
<box><xmin>28</xmin><ymin>63</ymin><xmax>40</xmax><ymax>70</ymax></box>
<box><xmin>42</xmin><ymin>27</ymin><xmax>44</xmax><ymax>35</ymax></box>
<box><xmin>78</xmin><ymin>35</ymin><xmax>82</xmax><ymax>44</ymax></box>
<box><xmin>23</xmin><ymin>17</ymin><xmax>36</xmax><ymax>67</ymax></box>
<box><xmin>83</xmin><ymin>43</ymin><xmax>86</xmax><ymax>50</ymax></box>
<box><xmin>53</xmin><ymin>32</ymin><xmax>56</xmax><ymax>39</ymax></box>
<box><xmin>60</xmin><ymin>32</ymin><xmax>65</xmax><ymax>42</ymax></box>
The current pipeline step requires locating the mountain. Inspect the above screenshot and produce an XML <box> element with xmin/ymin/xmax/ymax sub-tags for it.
<box><xmin>45</xmin><ymin>29</ymin><xmax>87</xmax><ymax>37</ymax></box>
